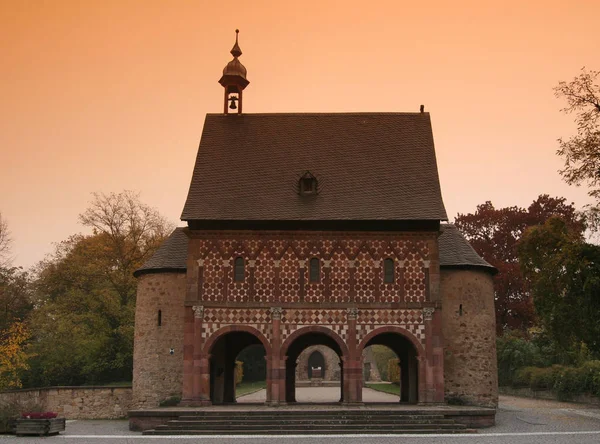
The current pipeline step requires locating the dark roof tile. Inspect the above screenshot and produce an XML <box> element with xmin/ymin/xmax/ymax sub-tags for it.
<box><xmin>439</xmin><ymin>224</ymin><xmax>496</xmax><ymax>272</ymax></box>
<box><xmin>133</xmin><ymin>228</ymin><xmax>188</xmax><ymax>277</ymax></box>
<box><xmin>181</xmin><ymin>113</ymin><xmax>447</xmax><ymax>221</ymax></box>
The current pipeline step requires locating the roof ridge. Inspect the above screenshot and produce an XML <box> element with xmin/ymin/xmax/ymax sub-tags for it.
<box><xmin>205</xmin><ymin>112</ymin><xmax>430</xmax><ymax>117</ymax></box>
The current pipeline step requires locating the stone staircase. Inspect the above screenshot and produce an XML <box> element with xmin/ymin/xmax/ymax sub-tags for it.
<box><xmin>142</xmin><ymin>409</ymin><xmax>476</xmax><ymax>435</ymax></box>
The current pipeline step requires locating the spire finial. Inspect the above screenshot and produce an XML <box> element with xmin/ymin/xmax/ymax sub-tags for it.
<box><xmin>231</xmin><ymin>29</ymin><xmax>242</xmax><ymax>58</ymax></box>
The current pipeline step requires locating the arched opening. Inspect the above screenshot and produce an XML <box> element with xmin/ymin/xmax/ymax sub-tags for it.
<box><xmin>307</xmin><ymin>350</ymin><xmax>326</xmax><ymax>379</ymax></box>
<box><xmin>207</xmin><ymin>330</ymin><xmax>267</xmax><ymax>404</ymax></box>
<box><xmin>361</xmin><ymin>330</ymin><xmax>421</xmax><ymax>404</ymax></box>
<box><xmin>282</xmin><ymin>328</ymin><xmax>347</xmax><ymax>404</ymax></box>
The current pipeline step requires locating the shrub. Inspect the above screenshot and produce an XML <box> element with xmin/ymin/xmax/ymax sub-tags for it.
<box><xmin>387</xmin><ymin>359</ymin><xmax>400</xmax><ymax>384</ymax></box>
<box><xmin>235</xmin><ymin>361</ymin><xmax>244</xmax><ymax>384</ymax></box>
<box><xmin>497</xmin><ymin>333</ymin><xmax>544</xmax><ymax>386</ymax></box>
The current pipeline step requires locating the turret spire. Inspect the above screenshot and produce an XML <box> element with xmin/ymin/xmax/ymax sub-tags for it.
<box><xmin>231</xmin><ymin>29</ymin><xmax>242</xmax><ymax>58</ymax></box>
<box><xmin>219</xmin><ymin>29</ymin><xmax>249</xmax><ymax>115</ymax></box>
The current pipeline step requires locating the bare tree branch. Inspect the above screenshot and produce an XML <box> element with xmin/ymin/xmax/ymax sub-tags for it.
<box><xmin>0</xmin><ymin>212</ymin><xmax>13</xmax><ymax>267</ymax></box>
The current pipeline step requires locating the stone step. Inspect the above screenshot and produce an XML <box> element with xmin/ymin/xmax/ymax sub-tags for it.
<box><xmin>176</xmin><ymin>414</ymin><xmax>448</xmax><ymax>421</ymax></box>
<box><xmin>155</xmin><ymin>423</ymin><xmax>467</xmax><ymax>431</ymax></box>
<box><xmin>144</xmin><ymin>428</ymin><xmax>476</xmax><ymax>435</ymax></box>
<box><xmin>167</xmin><ymin>418</ymin><xmax>458</xmax><ymax>426</ymax></box>
<box><xmin>175</xmin><ymin>411</ymin><xmax>449</xmax><ymax>417</ymax></box>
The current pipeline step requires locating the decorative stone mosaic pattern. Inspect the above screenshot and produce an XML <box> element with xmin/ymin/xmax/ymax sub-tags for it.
<box><xmin>279</xmin><ymin>249</ymin><xmax>300</xmax><ymax>303</ymax></box>
<box><xmin>202</xmin><ymin>308</ymin><xmax>272</xmax><ymax>340</ymax></box>
<box><xmin>254</xmin><ymin>249</ymin><xmax>275</xmax><ymax>303</ymax></box>
<box><xmin>196</xmin><ymin>235</ymin><xmax>431</xmax><ymax>304</ymax></box>
<box><xmin>281</xmin><ymin>309</ymin><xmax>348</xmax><ymax>343</ymax></box>
<box><xmin>356</xmin><ymin>309</ymin><xmax>425</xmax><ymax>346</ymax></box>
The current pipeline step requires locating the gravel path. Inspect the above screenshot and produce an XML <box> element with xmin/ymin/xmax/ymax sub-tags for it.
<box><xmin>237</xmin><ymin>386</ymin><xmax>399</xmax><ymax>403</ymax></box>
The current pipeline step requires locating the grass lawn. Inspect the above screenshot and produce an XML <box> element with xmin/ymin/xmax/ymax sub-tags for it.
<box><xmin>366</xmin><ymin>383</ymin><xmax>400</xmax><ymax>396</ymax></box>
<box><xmin>236</xmin><ymin>380</ymin><xmax>266</xmax><ymax>397</ymax></box>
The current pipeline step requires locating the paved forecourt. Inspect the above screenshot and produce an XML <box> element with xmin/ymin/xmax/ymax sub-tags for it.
<box><xmin>2</xmin><ymin>395</ymin><xmax>600</xmax><ymax>444</ymax></box>
<box><xmin>237</xmin><ymin>386</ymin><xmax>399</xmax><ymax>403</ymax></box>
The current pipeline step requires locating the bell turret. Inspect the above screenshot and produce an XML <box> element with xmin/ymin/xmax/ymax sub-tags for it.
<box><xmin>218</xmin><ymin>30</ymin><xmax>249</xmax><ymax>115</ymax></box>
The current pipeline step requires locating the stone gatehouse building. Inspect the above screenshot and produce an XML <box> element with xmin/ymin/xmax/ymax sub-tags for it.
<box><xmin>132</xmin><ymin>32</ymin><xmax>498</xmax><ymax>409</ymax></box>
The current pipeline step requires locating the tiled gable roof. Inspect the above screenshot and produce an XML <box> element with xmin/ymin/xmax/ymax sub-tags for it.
<box><xmin>133</xmin><ymin>228</ymin><xmax>188</xmax><ymax>277</ymax></box>
<box><xmin>135</xmin><ymin>225</ymin><xmax>495</xmax><ymax>277</ymax></box>
<box><xmin>439</xmin><ymin>224</ymin><xmax>496</xmax><ymax>272</ymax></box>
<box><xmin>181</xmin><ymin>113</ymin><xmax>448</xmax><ymax>221</ymax></box>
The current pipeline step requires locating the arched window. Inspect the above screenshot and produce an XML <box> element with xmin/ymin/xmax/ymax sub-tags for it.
<box><xmin>309</xmin><ymin>258</ymin><xmax>320</xmax><ymax>282</ymax></box>
<box><xmin>383</xmin><ymin>258</ymin><xmax>394</xmax><ymax>283</ymax></box>
<box><xmin>234</xmin><ymin>257</ymin><xmax>245</xmax><ymax>282</ymax></box>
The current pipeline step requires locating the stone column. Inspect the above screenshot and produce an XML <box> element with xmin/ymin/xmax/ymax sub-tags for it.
<box><xmin>192</xmin><ymin>305</ymin><xmax>209</xmax><ymax>403</ymax></box>
<box><xmin>422</xmin><ymin>306</ymin><xmax>442</xmax><ymax>403</ymax></box>
<box><xmin>269</xmin><ymin>307</ymin><xmax>284</xmax><ymax>405</ymax></box>
<box><xmin>344</xmin><ymin>307</ymin><xmax>362</xmax><ymax>404</ymax></box>
<box><xmin>181</xmin><ymin>305</ymin><xmax>208</xmax><ymax>406</ymax></box>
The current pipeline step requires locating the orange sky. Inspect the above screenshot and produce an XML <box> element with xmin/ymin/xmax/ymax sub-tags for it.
<box><xmin>1</xmin><ymin>0</ymin><xmax>598</xmax><ymax>268</ymax></box>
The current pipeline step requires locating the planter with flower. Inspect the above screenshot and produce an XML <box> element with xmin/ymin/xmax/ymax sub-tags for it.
<box><xmin>15</xmin><ymin>412</ymin><xmax>65</xmax><ymax>436</ymax></box>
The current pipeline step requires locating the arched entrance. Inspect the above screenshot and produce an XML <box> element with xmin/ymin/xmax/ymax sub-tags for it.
<box><xmin>281</xmin><ymin>327</ymin><xmax>348</xmax><ymax>403</ymax></box>
<box><xmin>205</xmin><ymin>327</ymin><xmax>270</xmax><ymax>404</ymax></box>
<box><xmin>307</xmin><ymin>350</ymin><xmax>326</xmax><ymax>379</ymax></box>
<box><xmin>359</xmin><ymin>327</ymin><xmax>424</xmax><ymax>404</ymax></box>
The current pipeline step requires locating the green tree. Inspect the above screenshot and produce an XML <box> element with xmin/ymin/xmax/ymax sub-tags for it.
<box><xmin>24</xmin><ymin>192</ymin><xmax>172</xmax><ymax>387</ymax></box>
<box><xmin>0</xmin><ymin>321</ymin><xmax>32</xmax><ymax>389</ymax></box>
<box><xmin>455</xmin><ymin>195</ymin><xmax>585</xmax><ymax>334</ymax></box>
<box><xmin>0</xmin><ymin>266</ymin><xmax>32</xmax><ymax>332</ymax></box>
<box><xmin>519</xmin><ymin>216</ymin><xmax>600</xmax><ymax>357</ymax></box>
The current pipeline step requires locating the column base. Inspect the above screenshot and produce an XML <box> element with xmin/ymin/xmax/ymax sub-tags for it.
<box><xmin>178</xmin><ymin>398</ymin><xmax>212</xmax><ymax>407</ymax></box>
<box><xmin>265</xmin><ymin>401</ymin><xmax>288</xmax><ymax>406</ymax></box>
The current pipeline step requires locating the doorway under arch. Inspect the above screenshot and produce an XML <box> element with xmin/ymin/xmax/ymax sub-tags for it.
<box><xmin>281</xmin><ymin>327</ymin><xmax>348</xmax><ymax>403</ymax></box>
<box><xmin>360</xmin><ymin>329</ymin><xmax>422</xmax><ymax>404</ymax></box>
<box><xmin>206</xmin><ymin>328</ymin><xmax>268</xmax><ymax>404</ymax></box>
<box><xmin>307</xmin><ymin>350</ymin><xmax>326</xmax><ymax>379</ymax></box>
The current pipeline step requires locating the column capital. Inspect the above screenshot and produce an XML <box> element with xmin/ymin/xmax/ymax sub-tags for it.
<box><xmin>347</xmin><ymin>307</ymin><xmax>358</xmax><ymax>320</ymax></box>
<box><xmin>423</xmin><ymin>307</ymin><xmax>435</xmax><ymax>321</ymax></box>
<box><xmin>271</xmin><ymin>307</ymin><xmax>283</xmax><ymax>320</ymax></box>
<box><xmin>192</xmin><ymin>305</ymin><xmax>204</xmax><ymax>318</ymax></box>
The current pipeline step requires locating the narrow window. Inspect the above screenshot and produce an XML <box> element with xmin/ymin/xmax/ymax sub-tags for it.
<box><xmin>301</xmin><ymin>177</ymin><xmax>316</xmax><ymax>194</ymax></box>
<box><xmin>383</xmin><ymin>258</ymin><xmax>394</xmax><ymax>283</ymax></box>
<box><xmin>234</xmin><ymin>257</ymin><xmax>245</xmax><ymax>282</ymax></box>
<box><xmin>459</xmin><ymin>304</ymin><xmax>463</xmax><ymax>316</ymax></box>
<box><xmin>309</xmin><ymin>258</ymin><xmax>320</xmax><ymax>282</ymax></box>
<box><xmin>158</xmin><ymin>310</ymin><xmax>162</xmax><ymax>327</ymax></box>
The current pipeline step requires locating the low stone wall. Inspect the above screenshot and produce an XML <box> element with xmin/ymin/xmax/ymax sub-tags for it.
<box><xmin>0</xmin><ymin>386</ymin><xmax>133</xmax><ymax>419</ymax></box>
<box><xmin>499</xmin><ymin>386</ymin><xmax>600</xmax><ymax>406</ymax></box>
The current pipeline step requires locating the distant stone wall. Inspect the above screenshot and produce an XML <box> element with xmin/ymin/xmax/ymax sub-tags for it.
<box><xmin>499</xmin><ymin>386</ymin><xmax>600</xmax><ymax>406</ymax></box>
<box><xmin>133</xmin><ymin>273</ymin><xmax>186</xmax><ymax>408</ymax></box>
<box><xmin>0</xmin><ymin>386</ymin><xmax>132</xmax><ymax>419</ymax></box>
<box><xmin>441</xmin><ymin>269</ymin><xmax>498</xmax><ymax>408</ymax></box>
<box><xmin>296</xmin><ymin>345</ymin><xmax>341</xmax><ymax>381</ymax></box>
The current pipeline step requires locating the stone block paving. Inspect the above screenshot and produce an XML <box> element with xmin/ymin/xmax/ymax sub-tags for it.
<box><xmin>238</xmin><ymin>386</ymin><xmax>398</xmax><ymax>403</ymax></box>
